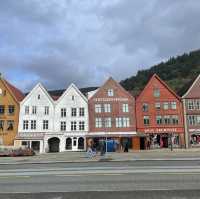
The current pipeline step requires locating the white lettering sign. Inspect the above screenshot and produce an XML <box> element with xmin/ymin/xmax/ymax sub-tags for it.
<box><xmin>93</xmin><ymin>98</ymin><xmax>128</xmax><ymax>102</ymax></box>
<box><xmin>144</xmin><ymin>128</ymin><xmax>178</xmax><ymax>133</ymax></box>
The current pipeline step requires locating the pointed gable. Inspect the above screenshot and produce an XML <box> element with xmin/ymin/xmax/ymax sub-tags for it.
<box><xmin>56</xmin><ymin>83</ymin><xmax>88</xmax><ymax>104</ymax></box>
<box><xmin>0</xmin><ymin>78</ymin><xmax>24</xmax><ymax>102</ymax></box>
<box><xmin>21</xmin><ymin>83</ymin><xmax>54</xmax><ymax>106</ymax></box>
<box><xmin>182</xmin><ymin>74</ymin><xmax>200</xmax><ymax>99</ymax></box>
<box><xmin>91</xmin><ymin>77</ymin><xmax>134</xmax><ymax>100</ymax></box>
<box><xmin>137</xmin><ymin>74</ymin><xmax>181</xmax><ymax>101</ymax></box>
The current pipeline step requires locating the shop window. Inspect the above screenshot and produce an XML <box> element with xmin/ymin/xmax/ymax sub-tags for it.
<box><xmin>153</xmin><ymin>88</ymin><xmax>160</xmax><ymax>98</ymax></box>
<box><xmin>66</xmin><ymin>138</ymin><xmax>72</xmax><ymax>150</ymax></box>
<box><xmin>143</xmin><ymin>116</ymin><xmax>150</xmax><ymax>125</ymax></box>
<box><xmin>190</xmin><ymin>134</ymin><xmax>200</xmax><ymax>146</ymax></box>
<box><xmin>142</xmin><ymin>103</ymin><xmax>148</xmax><ymax>112</ymax></box>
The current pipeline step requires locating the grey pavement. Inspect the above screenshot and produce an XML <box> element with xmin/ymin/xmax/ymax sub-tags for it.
<box><xmin>1</xmin><ymin>191</ymin><xmax>200</xmax><ymax>199</ymax></box>
<box><xmin>0</xmin><ymin>160</ymin><xmax>200</xmax><ymax>194</ymax></box>
<box><xmin>1</xmin><ymin>148</ymin><xmax>200</xmax><ymax>165</ymax></box>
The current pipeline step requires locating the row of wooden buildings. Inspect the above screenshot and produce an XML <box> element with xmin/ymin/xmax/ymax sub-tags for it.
<box><xmin>0</xmin><ymin>73</ymin><xmax>200</xmax><ymax>153</ymax></box>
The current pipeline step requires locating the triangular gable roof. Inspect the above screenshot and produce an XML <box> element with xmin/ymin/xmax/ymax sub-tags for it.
<box><xmin>136</xmin><ymin>74</ymin><xmax>181</xmax><ymax>101</ymax></box>
<box><xmin>1</xmin><ymin>78</ymin><xmax>24</xmax><ymax>102</ymax></box>
<box><xmin>91</xmin><ymin>77</ymin><xmax>135</xmax><ymax>100</ymax></box>
<box><xmin>182</xmin><ymin>74</ymin><xmax>200</xmax><ymax>98</ymax></box>
<box><xmin>21</xmin><ymin>82</ymin><xmax>55</xmax><ymax>105</ymax></box>
<box><xmin>56</xmin><ymin>83</ymin><xmax>88</xmax><ymax>104</ymax></box>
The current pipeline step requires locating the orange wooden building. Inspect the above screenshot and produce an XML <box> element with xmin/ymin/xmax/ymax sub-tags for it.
<box><xmin>136</xmin><ymin>74</ymin><xmax>185</xmax><ymax>149</ymax></box>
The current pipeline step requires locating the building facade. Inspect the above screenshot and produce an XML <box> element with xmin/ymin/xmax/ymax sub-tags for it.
<box><xmin>136</xmin><ymin>74</ymin><xmax>185</xmax><ymax>149</ymax></box>
<box><xmin>15</xmin><ymin>83</ymin><xmax>88</xmax><ymax>153</ymax></box>
<box><xmin>0</xmin><ymin>76</ymin><xmax>24</xmax><ymax>146</ymax></box>
<box><xmin>88</xmin><ymin>77</ymin><xmax>137</xmax><ymax>150</ymax></box>
<box><xmin>182</xmin><ymin>75</ymin><xmax>200</xmax><ymax>148</ymax></box>
<box><xmin>15</xmin><ymin>83</ymin><xmax>55</xmax><ymax>153</ymax></box>
<box><xmin>54</xmin><ymin>84</ymin><xmax>88</xmax><ymax>152</ymax></box>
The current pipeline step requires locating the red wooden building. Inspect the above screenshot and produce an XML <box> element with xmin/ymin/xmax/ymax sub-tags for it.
<box><xmin>136</xmin><ymin>74</ymin><xmax>185</xmax><ymax>149</ymax></box>
<box><xmin>88</xmin><ymin>77</ymin><xmax>137</xmax><ymax>150</ymax></box>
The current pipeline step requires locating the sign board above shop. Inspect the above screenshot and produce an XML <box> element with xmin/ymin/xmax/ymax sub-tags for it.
<box><xmin>93</xmin><ymin>98</ymin><xmax>129</xmax><ymax>102</ymax></box>
<box><xmin>144</xmin><ymin>128</ymin><xmax>179</xmax><ymax>133</ymax></box>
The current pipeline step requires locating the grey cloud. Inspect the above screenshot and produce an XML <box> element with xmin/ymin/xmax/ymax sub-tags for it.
<box><xmin>0</xmin><ymin>0</ymin><xmax>200</xmax><ymax>92</ymax></box>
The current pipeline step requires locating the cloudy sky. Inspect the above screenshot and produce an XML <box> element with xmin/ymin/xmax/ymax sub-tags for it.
<box><xmin>0</xmin><ymin>0</ymin><xmax>200</xmax><ymax>91</ymax></box>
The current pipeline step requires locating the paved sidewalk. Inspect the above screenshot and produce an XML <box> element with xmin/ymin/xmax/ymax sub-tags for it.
<box><xmin>0</xmin><ymin>148</ymin><xmax>200</xmax><ymax>164</ymax></box>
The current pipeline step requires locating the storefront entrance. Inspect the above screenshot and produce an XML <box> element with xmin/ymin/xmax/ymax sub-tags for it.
<box><xmin>149</xmin><ymin>134</ymin><xmax>180</xmax><ymax>149</ymax></box>
<box><xmin>48</xmin><ymin>137</ymin><xmax>60</xmax><ymax>152</ymax></box>
<box><xmin>66</xmin><ymin>137</ymin><xmax>85</xmax><ymax>151</ymax></box>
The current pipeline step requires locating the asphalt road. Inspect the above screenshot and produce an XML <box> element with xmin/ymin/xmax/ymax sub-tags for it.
<box><xmin>0</xmin><ymin>160</ymin><xmax>200</xmax><ymax>198</ymax></box>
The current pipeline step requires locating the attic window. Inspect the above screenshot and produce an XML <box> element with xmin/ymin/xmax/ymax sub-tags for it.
<box><xmin>107</xmin><ymin>89</ymin><xmax>114</xmax><ymax>97</ymax></box>
<box><xmin>72</xmin><ymin>95</ymin><xmax>75</xmax><ymax>101</ymax></box>
<box><xmin>38</xmin><ymin>94</ymin><xmax>40</xmax><ymax>100</ymax></box>
<box><xmin>153</xmin><ymin>88</ymin><xmax>160</xmax><ymax>98</ymax></box>
<box><xmin>0</xmin><ymin>89</ymin><xmax>2</xmax><ymax>95</ymax></box>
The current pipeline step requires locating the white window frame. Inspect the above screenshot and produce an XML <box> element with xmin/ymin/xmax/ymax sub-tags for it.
<box><xmin>122</xmin><ymin>104</ymin><xmax>129</xmax><ymax>113</ymax></box>
<box><xmin>95</xmin><ymin>104</ymin><xmax>102</xmax><ymax>113</ymax></box>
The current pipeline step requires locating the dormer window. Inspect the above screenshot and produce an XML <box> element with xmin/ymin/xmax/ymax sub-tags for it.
<box><xmin>38</xmin><ymin>94</ymin><xmax>40</xmax><ymax>100</ymax></box>
<box><xmin>0</xmin><ymin>89</ymin><xmax>2</xmax><ymax>96</ymax></box>
<box><xmin>107</xmin><ymin>89</ymin><xmax>114</xmax><ymax>97</ymax></box>
<box><xmin>72</xmin><ymin>95</ymin><xmax>75</xmax><ymax>101</ymax></box>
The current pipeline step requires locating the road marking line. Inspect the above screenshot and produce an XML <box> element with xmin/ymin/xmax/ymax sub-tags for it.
<box><xmin>0</xmin><ymin>176</ymin><xmax>31</xmax><ymax>179</ymax></box>
<box><xmin>55</xmin><ymin>173</ymin><xmax>123</xmax><ymax>177</ymax></box>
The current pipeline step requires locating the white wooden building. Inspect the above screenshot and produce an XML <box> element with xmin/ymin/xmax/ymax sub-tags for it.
<box><xmin>15</xmin><ymin>83</ymin><xmax>88</xmax><ymax>153</ymax></box>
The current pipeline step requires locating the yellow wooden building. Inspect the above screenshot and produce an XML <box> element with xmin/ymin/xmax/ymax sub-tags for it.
<box><xmin>0</xmin><ymin>76</ymin><xmax>24</xmax><ymax>145</ymax></box>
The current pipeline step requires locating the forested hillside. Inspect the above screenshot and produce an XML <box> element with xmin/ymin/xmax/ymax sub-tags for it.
<box><xmin>120</xmin><ymin>49</ymin><xmax>200</xmax><ymax>96</ymax></box>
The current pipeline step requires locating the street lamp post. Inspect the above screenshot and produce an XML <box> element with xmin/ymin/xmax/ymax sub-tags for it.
<box><xmin>170</xmin><ymin>133</ymin><xmax>173</xmax><ymax>151</ymax></box>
